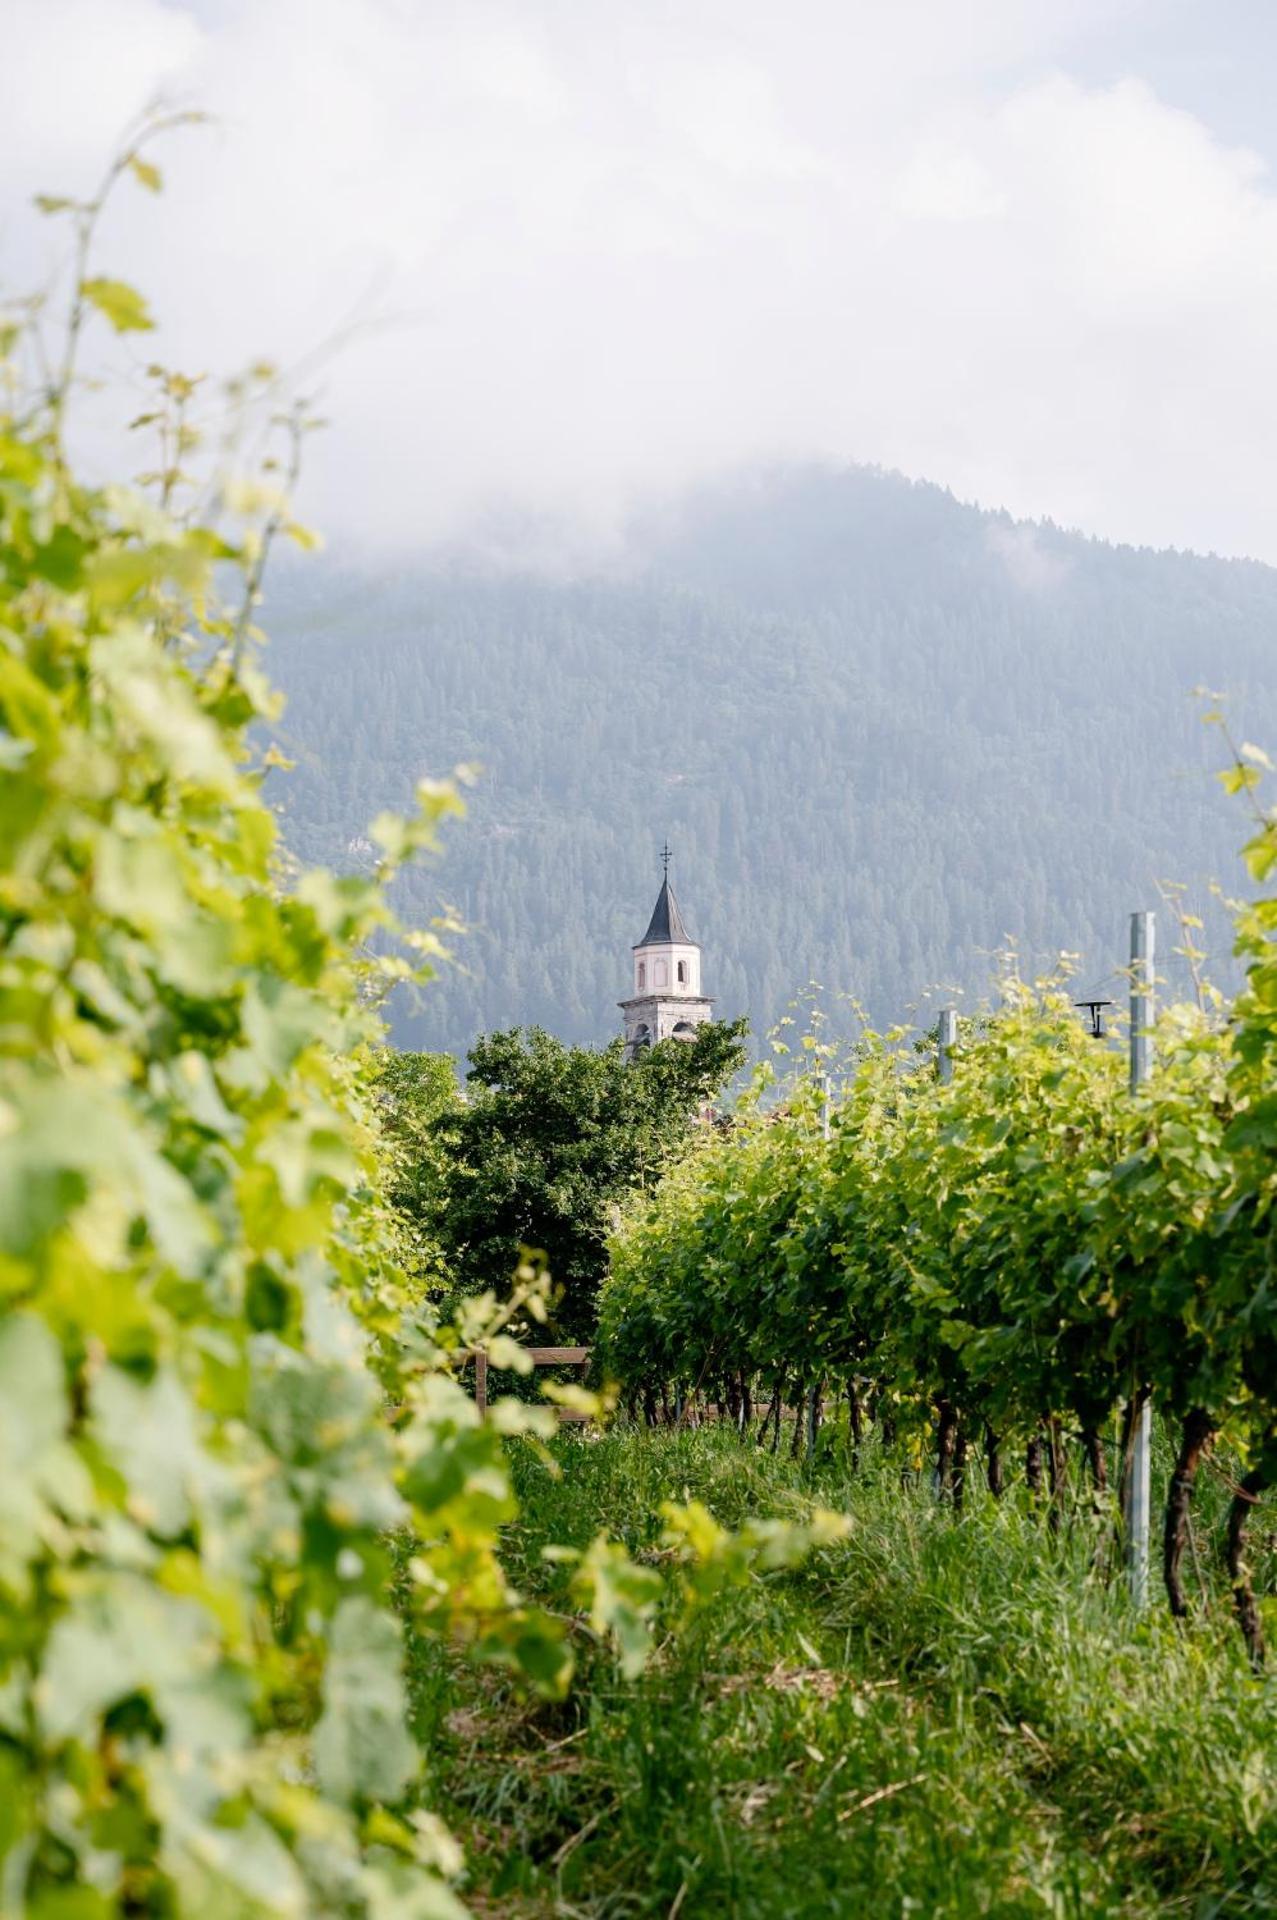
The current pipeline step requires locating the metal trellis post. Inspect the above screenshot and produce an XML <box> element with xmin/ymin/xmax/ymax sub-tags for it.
<box><xmin>805</xmin><ymin>1070</ymin><xmax>832</xmax><ymax>1457</ymax></box>
<box><xmin>938</xmin><ymin>1007</ymin><xmax>957</xmax><ymax>1085</ymax></box>
<box><xmin>1126</xmin><ymin>910</ymin><xmax>1155</xmax><ymax>1608</ymax></box>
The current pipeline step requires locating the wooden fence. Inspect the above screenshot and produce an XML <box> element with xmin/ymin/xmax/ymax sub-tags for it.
<box><xmin>470</xmin><ymin>1345</ymin><xmax>592</xmax><ymax>1422</ymax></box>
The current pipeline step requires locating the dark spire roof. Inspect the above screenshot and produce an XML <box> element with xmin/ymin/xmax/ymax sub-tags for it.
<box><xmin>636</xmin><ymin>875</ymin><xmax>694</xmax><ymax>948</ymax></box>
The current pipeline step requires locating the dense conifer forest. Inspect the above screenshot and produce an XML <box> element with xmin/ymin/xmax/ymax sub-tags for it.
<box><xmin>265</xmin><ymin>466</ymin><xmax>1277</xmax><ymax>1059</ymax></box>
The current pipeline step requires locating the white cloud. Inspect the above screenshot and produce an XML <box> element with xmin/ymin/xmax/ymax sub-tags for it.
<box><xmin>0</xmin><ymin>0</ymin><xmax>203</xmax><ymax>196</ymax></box>
<box><xmin>3</xmin><ymin>0</ymin><xmax>1277</xmax><ymax>564</ymax></box>
<box><xmin>896</xmin><ymin>141</ymin><xmax>1007</xmax><ymax>224</ymax></box>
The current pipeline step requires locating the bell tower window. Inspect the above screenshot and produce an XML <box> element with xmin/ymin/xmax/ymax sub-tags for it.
<box><xmin>677</xmin><ymin>960</ymin><xmax>687</xmax><ymax>984</ymax></box>
<box><xmin>637</xmin><ymin>961</ymin><xmax>646</xmax><ymax>990</ymax></box>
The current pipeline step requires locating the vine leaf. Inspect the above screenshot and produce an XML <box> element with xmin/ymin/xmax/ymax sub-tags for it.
<box><xmin>0</xmin><ymin>1316</ymin><xmax>91</xmax><ymax>1595</ymax></box>
<box><xmin>128</xmin><ymin>156</ymin><xmax>163</xmax><ymax>194</ymax></box>
<box><xmin>313</xmin><ymin>1597</ymin><xmax>419</xmax><ymax>1806</ymax></box>
<box><xmin>81</xmin><ymin>276</ymin><xmax>155</xmax><ymax>333</ymax></box>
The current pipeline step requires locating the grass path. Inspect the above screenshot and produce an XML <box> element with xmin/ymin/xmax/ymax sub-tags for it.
<box><xmin>414</xmin><ymin>1426</ymin><xmax>1276</xmax><ymax>1917</ymax></box>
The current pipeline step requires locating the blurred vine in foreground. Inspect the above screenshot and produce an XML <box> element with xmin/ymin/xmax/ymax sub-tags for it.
<box><xmin>0</xmin><ymin>128</ymin><xmax>575</xmax><ymax>1919</ymax></box>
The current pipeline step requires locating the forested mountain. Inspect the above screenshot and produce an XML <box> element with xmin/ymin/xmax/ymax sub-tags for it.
<box><xmin>262</xmin><ymin>466</ymin><xmax>1277</xmax><ymax>1060</ymax></box>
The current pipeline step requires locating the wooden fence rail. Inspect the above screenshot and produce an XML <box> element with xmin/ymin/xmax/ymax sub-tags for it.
<box><xmin>469</xmin><ymin>1346</ymin><xmax>592</xmax><ymax>1422</ymax></box>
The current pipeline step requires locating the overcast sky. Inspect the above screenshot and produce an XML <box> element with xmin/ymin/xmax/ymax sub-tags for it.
<box><xmin>5</xmin><ymin>0</ymin><xmax>1277</xmax><ymax>562</ymax></box>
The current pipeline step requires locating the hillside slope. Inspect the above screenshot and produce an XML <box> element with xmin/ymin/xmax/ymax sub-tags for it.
<box><xmin>263</xmin><ymin>466</ymin><xmax>1277</xmax><ymax>1057</ymax></box>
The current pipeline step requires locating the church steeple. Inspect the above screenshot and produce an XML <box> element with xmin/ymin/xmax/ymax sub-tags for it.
<box><xmin>637</xmin><ymin>874</ymin><xmax>690</xmax><ymax>948</ymax></box>
<box><xmin>619</xmin><ymin>846</ymin><xmax>713</xmax><ymax>1058</ymax></box>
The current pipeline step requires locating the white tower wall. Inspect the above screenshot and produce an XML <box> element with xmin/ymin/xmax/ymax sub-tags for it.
<box><xmin>634</xmin><ymin>942</ymin><xmax>700</xmax><ymax>997</ymax></box>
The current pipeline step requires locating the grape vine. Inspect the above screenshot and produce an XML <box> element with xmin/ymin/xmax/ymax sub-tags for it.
<box><xmin>0</xmin><ymin>144</ymin><xmax>579</xmax><ymax>1916</ymax></box>
<box><xmin>601</xmin><ymin>856</ymin><xmax>1277</xmax><ymax>1664</ymax></box>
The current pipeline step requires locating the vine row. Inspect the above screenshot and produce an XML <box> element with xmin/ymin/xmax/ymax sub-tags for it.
<box><xmin>600</xmin><ymin>821</ymin><xmax>1277</xmax><ymax>1663</ymax></box>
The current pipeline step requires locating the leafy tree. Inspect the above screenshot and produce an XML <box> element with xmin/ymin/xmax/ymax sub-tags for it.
<box><xmin>376</xmin><ymin>1048</ymin><xmax>463</xmax><ymax>1288</ymax></box>
<box><xmin>412</xmin><ymin>1021</ymin><xmax>747</xmax><ymax>1333</ymax></box>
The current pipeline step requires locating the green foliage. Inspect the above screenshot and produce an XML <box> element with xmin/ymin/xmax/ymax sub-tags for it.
<box><xmin>375</xmin><ymin>1050</ymin><xmax>462</xmax><ymax>1290</ymax></box>
<box><xmin>79</xmin><ymin>276</ymin><xmax>154</xmax><ymax>334</ymax></box>
<box><xmin>1219</xmin><ymin>749</ymin><xmax>1277</xmax><ymax>1455</ymax></box>
<box><xmin>551</xmin><ymin>1496</ymin><xmax>848</xmax><ymax>1682</ymax></box>
<box><xmin>600</xmin><ymin>893</ymin><xmax>1277</xmax><ymax>1650</ymax></box>
<box><xmin>0</xmin><ymin>159</ymin><xmax>583</xmax><ymax>1916</ymax></box>
<box><xmin>402</xmin><ymin>1021</ymin><xmax>746</xmax><ymax>1334</ymax></box>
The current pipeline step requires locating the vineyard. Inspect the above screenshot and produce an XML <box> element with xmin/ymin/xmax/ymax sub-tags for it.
<box><xmin>600</xmin><ymin>889</ymin><xmax>1277</xmax><ymax>1666</ymax></box>
<box><xmin>2</xmin><ymin>135</ymin><xmax>1275</xmax><ymax>1920</ymax></box>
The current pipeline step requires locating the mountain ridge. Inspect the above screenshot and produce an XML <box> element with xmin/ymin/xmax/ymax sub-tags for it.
<box><xmin>262</xmin><ymin>463</ymin><xmax>1277</xmax><ymax>1059</ymax></box>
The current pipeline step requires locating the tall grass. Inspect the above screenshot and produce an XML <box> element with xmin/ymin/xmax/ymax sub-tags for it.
<box><xmin>419</xmin><ymin>1424</ymin><xmax>1276</xmax><ymax>1917</ymax></box>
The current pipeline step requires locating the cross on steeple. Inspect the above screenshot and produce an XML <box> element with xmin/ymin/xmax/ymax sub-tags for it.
<box><xmin>660</xmin><ymin>841</ymin><xmax>673</xmax><ymax>877</ymax></box>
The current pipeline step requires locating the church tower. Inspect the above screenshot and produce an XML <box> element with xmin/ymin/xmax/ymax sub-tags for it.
<box><xmin>619</xmin><ymin>847</ymin><xmax>714</xmax><ymax>1060</ymax></box>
